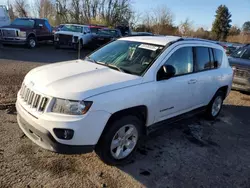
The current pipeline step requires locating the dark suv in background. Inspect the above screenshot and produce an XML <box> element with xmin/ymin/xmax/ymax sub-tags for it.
<box><xmin>0</xmin><ymin>18</ymin><xmax>53</xmax><ymax>48</ymax></box>
<box><xmin>229</xmin><ymin>44</ymin><xmax>250</xmax><ymax>93</ymax></box>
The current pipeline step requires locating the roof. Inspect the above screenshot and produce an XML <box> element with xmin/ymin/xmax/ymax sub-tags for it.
<box><xmin>119</xmin><ymin>36</ymin><xmax>181</xmax><ymax>46</ymax></box>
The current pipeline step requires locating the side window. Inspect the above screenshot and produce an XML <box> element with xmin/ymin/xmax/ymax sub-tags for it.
<box><xmin>195</xmin><ymin>47</ymin><xmax>211</xmax><ymax>71</ymax></box>
<box><xmin>213</xmin><ymin>48</ymin><xmax>223</xmax><ymax>67</ymax></box>
<box><xmin>34</xmin><ymin>20</ymin><xmax>42</xmax><ymax>28</ymax></box>
<box><xmin>86</xmin><ymin>27</ymin><xmax>91</xmax><ymax>33</ymax></box>
<box><xmin>165</xmin><ymin>47</ymin><xmax>194</xmax><ymax>76</ymax></box>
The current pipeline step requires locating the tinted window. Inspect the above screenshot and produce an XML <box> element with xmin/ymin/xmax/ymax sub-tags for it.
<box><xmin>11</xmin><ymin>18</ymin><xmax>35</xmax><ymax>28</ymax></box>
<box><xmin>34</xmin><ymin>20</ymin><xmax>43</xmax><ymax>27</ymax></box>
<box><xmin>213</xmin><ymin>48</ymin><xmax>223</xmax><ymax>67</ymax></box>
<box><xmin>241</xmin><ymin>48</ymin><xmax>250</xmax><ymax>60</ymax></box>
<box><xmin>195</xmin><ymin>47</ymin><xmax>211</xmax><ymax>71</ymax></box>
<box><xmin>165</xmin><ymin>47</ymin><xmax>193</xmax><ymax>75</ymax></box>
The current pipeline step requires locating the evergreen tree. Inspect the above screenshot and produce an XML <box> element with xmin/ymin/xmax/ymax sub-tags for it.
<box><xmin>211</xmin><ymin>5</ymin><xmax>232</xmax><ymax>41</ymax></box>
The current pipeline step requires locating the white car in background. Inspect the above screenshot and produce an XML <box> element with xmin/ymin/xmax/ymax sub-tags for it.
<box><xmin>16</xmin><ymin>36</ymin><xmax>233</xmax><ymax>165</ymax></box>
<box><xmin>54</xmin><ymin>24</ymin><xmax>92</xmax><ymax>49</ymax></box>
<box><xmin>0</xmin><ymin>5</ymin><xmax>10</xmax><ymax>27</ymax></box>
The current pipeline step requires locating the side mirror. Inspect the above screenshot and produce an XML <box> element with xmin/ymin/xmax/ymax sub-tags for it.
<box><xmin>83</xmin><ymin>31</ymin><xmax>86</xmax><ymax>34</ymax></box>
<box><xmin>157</xmin><ymin>65</ymin><xmax>176</xmax><ymax>81</ymax></box>
<box><xmin>38</xmin><ymin>24</ymin><xmax>43</xmax><ymax>28</ymax></box>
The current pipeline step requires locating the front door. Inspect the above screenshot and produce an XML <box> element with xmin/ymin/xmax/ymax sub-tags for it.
<box><xmin>155</xmin><ymin>46</ymin><xmax>196</xmax><ymax>122</ymax></box>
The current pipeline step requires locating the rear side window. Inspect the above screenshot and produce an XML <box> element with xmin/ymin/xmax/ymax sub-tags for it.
<box><xmin>195</xmin><ymin>47</ymin><xmax>211</xmax><ymax>71</ymax></box>
<box><xmin>165</xmin><ymin>47</ymin><xmax>194</xmax><ymax>76</ymax></box>
<box><xmin>213</xmin><ymin>48</ymin><xmax>223</xmax><ymax>67</ymax></box>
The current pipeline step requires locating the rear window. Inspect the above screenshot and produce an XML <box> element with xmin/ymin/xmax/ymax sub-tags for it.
<box><xmin>213</xmin><ymin>49</ymin><xmax>223</xmax><ymax>67</ymax></box>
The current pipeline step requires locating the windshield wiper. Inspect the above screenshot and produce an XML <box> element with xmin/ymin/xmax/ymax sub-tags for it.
<box><xmin>85</xmin><ymin>56</ymin><xmax>98</xmax><ymax>64</ymax></box>
<box><xmin>85</xmin><ymin>56</ymin><xmax>125</xmax><ymax>72</ymax></box>
<box><xmin>105</xmin><ymin>64</ymin><xmax>124</xmax><ymax>72</ymax></box>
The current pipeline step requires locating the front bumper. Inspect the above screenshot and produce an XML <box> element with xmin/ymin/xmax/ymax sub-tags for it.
<box><xmin>16</xmin><ymin>97</ymin><xmax>111</xmax><ymax>154</ymax></box>
<box><xmin>0</xmin><ymin>37</ymin><xmax>26</xmax><ymax>45</ymax></box>
<box><xmin>232</xmin><ymin>77</ymin><xmax>250</xmax><ymax>92</ymax></box>
<box><xmin>17</xmin><ymin>114</ymin><xmax>94</xmax><ymax>154</ymax></box>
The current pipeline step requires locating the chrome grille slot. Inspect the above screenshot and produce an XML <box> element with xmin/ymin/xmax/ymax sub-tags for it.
<box><xmin>19</xmin><ymin>84</ymin><xmax>49</xmax><ymax>113</ymax></box>
<box><xmin>235</xmin><ymin>68</ymin><xmax>249</xmax><ymax>78</ymax></box>
<box><xmin>38</xmin><ymin>97</ymin><xmax>48</xmax><ymax>111</ymax></box>
<box><xmin>24</xmin><ymin>89</ymin><xmax>30</xmax><ymax>101</ymax></box>
<box><xmin>32</xmin><ymin>94</ymin><xmax>40</xmax><ymax>108</ymax></box>
<box><xmin>28</xmin><ymin>91</ymin><xmax>34</xmax><ymax>105</ymax></box>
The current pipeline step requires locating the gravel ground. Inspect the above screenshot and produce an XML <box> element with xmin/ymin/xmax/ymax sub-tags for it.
<box><xmin>1</xmin><ymin>45</ymin><xmax>250</xmax><ymax>188</ymax></box>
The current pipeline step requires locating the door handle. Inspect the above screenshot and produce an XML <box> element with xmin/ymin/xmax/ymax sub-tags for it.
<box><xmin>188</xmin><ymin>79</ymin><xmax>197</xmax><ymax>84</ymax></box>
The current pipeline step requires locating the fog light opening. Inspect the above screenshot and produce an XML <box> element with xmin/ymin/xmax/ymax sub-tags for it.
<box><xmin>53</xmin><ymin>128</ymin><xmax>74</xmax><ymax>140</ymax></box>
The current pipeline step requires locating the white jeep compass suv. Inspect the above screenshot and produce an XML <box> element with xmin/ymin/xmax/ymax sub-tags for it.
<box><xmin>16</xmin><ymin>36</ymin><xmax>233</xmax><ymax>165</ymax></box>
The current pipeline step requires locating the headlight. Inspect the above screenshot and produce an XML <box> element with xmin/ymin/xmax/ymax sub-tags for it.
<box><xmin>19</xmin><ymin>31</ymin><xmax>26</xmax><ymax>38</ymax></box>
<box><xmin>52</xmin><ymin>99</ymin><xmax>92</xmax><ymax>115</ymax></box>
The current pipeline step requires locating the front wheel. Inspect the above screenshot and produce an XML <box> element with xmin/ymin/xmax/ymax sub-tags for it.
<box><xmin>95</xmin><ymin>116</ymin><xmax>142</xmax><ymax>165</ymax></box>
<box><xmin>205</xmin><ymin>91</ymin><xmax>224</xmax><ymax>120</ymax></box>
<box><xmin>27</xmin><ymin>36</ymin><xmax>37</xmax><ymax>48</ymax></box>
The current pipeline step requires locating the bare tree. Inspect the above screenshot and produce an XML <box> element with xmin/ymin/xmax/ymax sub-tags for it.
<box><xmin>69</xmin><ymin>0</ymin><xmax>81</xmax><ymax>23</ymax></box>
<box><xmin>55</xmin><ymin>0</ymin><xmax>69</xmax><ymax>24</ymax></box>
<box><xmin>7</xmin><ymin>0</ymin><xmax>17</xmax><ymax>21</ymax></box>
<box><xmin>14</xmin><ymin>0</ymin><xmax>29</xmax><ymax>17</ymax></box>
<box><xmin>179</xmin><ymin>18</ymin><xmax>194</xmax><ymax>36</ymax></box>
<box><xmin>152</xmin><ymin>6</ymin><xmax>174</xmax><ymax>34</ymax></box>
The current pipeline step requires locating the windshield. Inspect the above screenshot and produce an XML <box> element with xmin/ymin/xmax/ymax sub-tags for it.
<box><xmin>88</xmin><ymin>40</ymin><xmax>164</xmax><ymax>76</ymax></box>
<box><xmin>11</xmin><ymin>19</ymin><xmax>34</xmax><ymax>27</ymax></box>
<box><xmin>98</xmin><ymin>30</ymin><xmax>118</xmax><ymax>37</ymax></box>
<box><xmin>90</xmin><ymin>27</ymin><xmax>101</xmax><ymax>33</ymax></box>
<box><xmin>231</xmin><ymin>47</ymin><xmax>247</xmax><ymax>58</ymax></box>
<box><xmin>61</xmin><ymin>25</ymin><xmax>83</xmax><ymax>33</ymax></box>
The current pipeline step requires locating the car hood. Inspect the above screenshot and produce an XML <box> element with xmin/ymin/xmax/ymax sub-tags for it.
<box><xmin>55</xmin><ymin>31</ymin><xmax>82</xmax><ymax>37</ymax></box>
<box><xmin>23</xmin><ymin>60</ymin><xmax>142</xmax><ymax>100</ymax></box>
<box><xmin>228</xmin><ymin>56</ymin><xmax>250</xmax><ymax>68</ymax></box>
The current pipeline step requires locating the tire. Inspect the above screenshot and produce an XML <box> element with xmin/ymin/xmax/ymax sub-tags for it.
<box><xmin>205</xmin><ymin>90</ymin><xmax>224</xmax><ymax>120</ymax></box>
<box><xmin>27</xmin><ymin>36</ymin><xmax>37</xmax><ymax>49</ymax></box>
<box><xmin>95</xmin><ymin>115</ymin><xmax>143</xmax><ymax>165</ymax></box>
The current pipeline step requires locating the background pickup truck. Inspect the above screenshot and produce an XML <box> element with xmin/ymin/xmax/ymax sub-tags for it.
<box><xmin>0</xmin><ymin>18</ymin><xmax>53</xmax><ymax>48</ymax></box>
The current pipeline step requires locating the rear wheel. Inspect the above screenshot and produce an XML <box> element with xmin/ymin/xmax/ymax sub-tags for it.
<box><xmin>205</xmin><ymin>91</ymin><xmax>224</xmax><ymax>120</ymax></box>
<box><xmin>95</xmin><ymin>116</ymin><xmax>142</xmax><ymax>165</ymax></box>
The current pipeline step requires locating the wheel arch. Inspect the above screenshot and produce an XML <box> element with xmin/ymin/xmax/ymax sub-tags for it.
<box><xmin>102</xmin><ymin>105</ymin><xmax>148</xmax><ymax>136</ymax></box>
<box><xmin>217</xmin><ymin>85</ymin><xmax>229</xmax><ymax>99</ymax></box>
<box><xmin>27</xmin><ymin>32</ymin><xmax>36</xmax><ymax>39</ymax></box>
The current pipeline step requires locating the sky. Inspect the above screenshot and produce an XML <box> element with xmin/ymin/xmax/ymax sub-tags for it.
<box><xmin>133</xmin><ymin>0</ymin><xmax>250</xmax><ymax>30</ymax></box>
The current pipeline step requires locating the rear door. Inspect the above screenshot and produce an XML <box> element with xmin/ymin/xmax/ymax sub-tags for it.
<box><xmin>34</xmin><ymin>20</ymin><xmax>50</xmax><ymax>41</ymax></box>
<box><xmin>192</xmin><ymin>46</ymin><xmax>222</xmax><ymax>107</ymax></box>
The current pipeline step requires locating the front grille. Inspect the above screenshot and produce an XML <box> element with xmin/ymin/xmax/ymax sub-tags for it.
<box><xmin>20</xmin><ymin>84</ymin><xmax>49</xmax><ymax>112</ymax></box>
<box><xmin>2</xmin><ymin>29</ymin><xmax>17</xmax><ymax>37</ymax></box>
<box><xmin>59</xmin><ymin>34</ymin><xmax>72</xmax><ymax>44</ymax></box>
<box><xmin>235</xmin><ymin>68</ymin><xmax>249</xmax><ymax>78</ymax></box>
